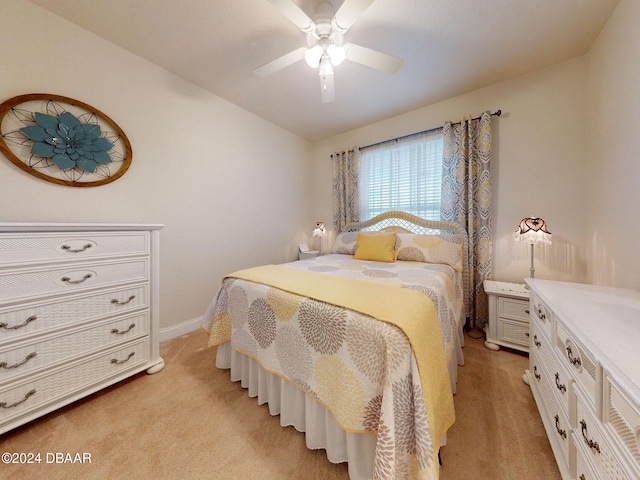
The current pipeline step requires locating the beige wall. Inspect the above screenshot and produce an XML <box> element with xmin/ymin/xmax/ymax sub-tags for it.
<box><xmin>584</xmin><ymin>0</ymin><xmax>640</xmax><ymax>290</ymax></box>
<box><xmin>311</xmin><ymin>57</ymin><xmax>590</xmax><ymax>285</ymax></box>
<box><xmin>0</xmin><ymin>1</ymin><xmax>313</xmax><ymax>331</ymax></box>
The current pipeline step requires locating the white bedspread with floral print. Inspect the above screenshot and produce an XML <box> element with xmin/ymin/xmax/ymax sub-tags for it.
<box><xmin>202</xmin><ymin>254</ymin><xmax>464</xmax><ymax>479</ymax></box>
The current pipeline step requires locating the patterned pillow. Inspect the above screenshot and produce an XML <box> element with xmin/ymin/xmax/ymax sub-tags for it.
<box><xmin>331</xmin><ymin>231</ymin><xmax>358</xmax><ymax>254</ymax></box>
<box><xmin>396</xmin><ymin>234</ymin><xmax>464</xmax><ymax>272</ymax></box>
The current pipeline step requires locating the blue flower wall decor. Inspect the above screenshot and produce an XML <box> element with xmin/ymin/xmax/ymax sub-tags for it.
<box><xmin>0</xmin><ymin>94</ymin><xmax>132</xmax><ymax>187</ymax></box>
<box><xmin>21</xmin><ymin>112</ymin><xmax>114</xmax><ymax>173</ymax></box>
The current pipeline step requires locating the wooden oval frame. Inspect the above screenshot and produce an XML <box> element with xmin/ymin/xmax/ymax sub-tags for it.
<box><xmin>0</xmin><ymin>93</ymin><xmax>132</xmax><ymax>187</ymax></box>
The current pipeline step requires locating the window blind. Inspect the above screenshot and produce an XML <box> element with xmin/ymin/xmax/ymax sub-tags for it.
<box><xmin>359</xmin><ymin>128</ymin><xmax>443</xmax><ymax>221</ymax></box>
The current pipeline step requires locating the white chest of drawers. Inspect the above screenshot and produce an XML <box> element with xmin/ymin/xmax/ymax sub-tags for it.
<box><xmin>0</xmin><ymin>223</ymin><xmax>164</xmax><ymax>434</ymax></box>
<box><xmin>525</xmin><ymin>279</ymin><xmax>640</xmax><ymax>480</ymax></box>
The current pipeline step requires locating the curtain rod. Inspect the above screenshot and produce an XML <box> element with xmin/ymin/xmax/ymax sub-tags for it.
<box><xmin>361</xmin><ymin>109</ymin><xmax>502</xmax><ymax>151</ymax></box>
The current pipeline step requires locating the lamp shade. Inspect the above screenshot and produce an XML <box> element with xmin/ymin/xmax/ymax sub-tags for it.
<box><xmin>313</xmin><ymin>222</ymin><xmax>327</xmax><ymax>237</ymax></box>
<box><xmin>515</xmin><ymin>217</ymin><xmax>551</xmax><ymax>245</ymax></box>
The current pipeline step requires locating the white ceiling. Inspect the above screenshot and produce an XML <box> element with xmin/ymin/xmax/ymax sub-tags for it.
<box><xmin>26</xmin><ymin>0</ymin><xmax>618</xmax><ymax>141</ymax></box>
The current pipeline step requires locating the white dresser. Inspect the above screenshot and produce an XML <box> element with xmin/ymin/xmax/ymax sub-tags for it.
<box><xmin>525</xmin><ymin>279</ymin><xmax>640</xmax><ymax>480</ymax></box>
<box><xmin>0</xmin><ymin>223</ymin><xmax>164</xmax><ymax>434</ymax></box>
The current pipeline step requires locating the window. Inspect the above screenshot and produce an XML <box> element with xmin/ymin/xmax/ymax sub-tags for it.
<box><xmin>359</xmin><ymin>128</ymin><xmax>443</xmax><ymax>221</ymax></box>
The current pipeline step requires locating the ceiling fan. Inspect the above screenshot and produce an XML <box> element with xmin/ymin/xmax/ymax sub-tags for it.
<box><xmin>255</xmin><ymin>0</ymin><xmax>403</xmax><ymax>103</ymax></box>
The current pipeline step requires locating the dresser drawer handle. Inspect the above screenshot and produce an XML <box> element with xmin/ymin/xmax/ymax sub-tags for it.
<box><xmin>537</xmin><ymin>307</ymin><xmax>546</xmax><ymax>321</ymax></box>
<box><xmin>0</xmin><ymin>315</ymin><xmax>37</xmax><ymax>330</ymax></box>
<box><xmin>533</xmin><ymin>334</ymin><xmax>541</xmax><ymax>348</ymax></box>
<box><xmin>554</xmin><ymin>373</ymin><xmax>566</xmax><ymax>393</ymax></box>
<box><xmin>111</xmin><ymin>324</ymin><xmax>136</xmax><ymax>335</ymax></box>
<box><xmin>554</xmin><ymin>415</ymin><xmax>567</xmax><ymax>439</ymax></box>
<box><xmin>61</xmin><ymin>243</ymin><xmax>92</xmax><ymax>253</ymax></box>
<box><xmin>61</xmin><ymin>274</ymin><xmax>92</xmax><ymax>285</ymax></box>
<box><xmin>533</xmin><ymin>365</ymin><xmax>541</xmax><ymax>381</ymax></box>
<box><xmin>579</xmin><ymin>475</ymin><xmax>586</xmax><ymax>480</ymax></box>
<box><xmin>111</xmin><ymin>295</ymin><xmax>136</xmax><ymax>305</ymax></box>
<box><xmin>524</xmin><ymin>308</ymin><xmax>530</xmax><ymax>315</ymax></box>
<box><xmin>0</xmin><ymin>352</ymin><xmax>37</xmax><ymax>369</ymax></box>
<box><xmin>566</xmin><ymin>346</ymin><xmax>582</xmax><ymax>367</ymax></box>
<box><xmin>0</xmin><ymin>389</ymin><xmax>36</xmax><ymax>409</ymax></box>
<box><xmin>110</xmin><ymin>352</ymin><xmax>135</xmax><ymax>365</ymax></box>
<box><xmin>580</xmin><ymin>419</ymin><xmax>601</xmax><ymax>453</ymax></box>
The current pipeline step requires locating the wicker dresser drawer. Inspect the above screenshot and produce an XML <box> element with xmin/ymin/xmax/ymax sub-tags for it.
<box><xmin>530</xmin><ymin>291</ymin><xmax>553</xmax><ymax>338</ymax></box>
<box><xmin>0</xmin><ymin>338</ymin><xmax>149</xmax><ymax>425</ymax></box>
<box><xmin>0</xmin><ymin>284</ymin><xmax>148</xmax><ymax>344</ymax></box>
<box><xmin>0</xmin><ymin>258</ymin><xmax>149</xmax><ymax>304</ymax></box>
<box><xmin>575</xmin><ymin>387</ymin><xmax>632</xmax><ymax>480</ymax></box>
<box><xmin>530</xmin><ymin>347</ymin><xmax>571</xmax><ymax>469</ymax></box>
<box><xmin>0</xmin><ymin>311</ymin><xmax>149</xmax><ymax>382</ymax></box>
<box><xmin>0</xmin><ymin>231</ymin><xmax>149</xmax><ymax>266</ymax></box>
<box><xmin>555</xmin><ymin>321</ymin><xmax>597</xmax><ymax>406</ymax></box>
<box><xmin>604</xmin><ymin>372</ymin><xmax>640</xmax><ymax>474</ymax></box>
<box><xmin>531</xmin><ymin>319</ymin><xmax>572</xmax><ymax>414</ymax></box>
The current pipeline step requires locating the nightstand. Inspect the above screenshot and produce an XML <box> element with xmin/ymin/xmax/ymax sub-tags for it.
<box><xmin>483</xmin><ymin>280</ymin><xmax>530</xmax><ymax>352</ymax></box>
<box><xmin>298</xmin><ymin>250</ymin><xmax>319</xmax><ymax>260</ymax></box>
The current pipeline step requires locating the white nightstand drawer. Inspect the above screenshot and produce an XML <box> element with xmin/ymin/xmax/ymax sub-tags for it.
<box><xmin>0</xmin><ymin>258</ymin><xmax>149</xmax><ymax>304</ymax></box>
<box><xmin>497</xmin><ymin>319</ymin><xmax>529</xmax><ymax>348</ymax></box>
<box><xmin>498</xmin><ymin>297</ymin><xmax>530</xmax><ymax>322</ymax></box>
<box><xmin>0</xmin><ymin>232</ymin><xmax>149</xmax><ymax>266</ymax></box>
<box><xmin>0</xmin><ymin>284</ymin><xmax>148</xmax><ymax>344</ymax></box>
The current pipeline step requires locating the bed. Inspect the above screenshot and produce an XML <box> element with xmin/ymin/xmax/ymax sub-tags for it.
<box><xmin>202</xmin><ymin>211</ymin><xmax>468</xmax><ymax>479</ymax></box>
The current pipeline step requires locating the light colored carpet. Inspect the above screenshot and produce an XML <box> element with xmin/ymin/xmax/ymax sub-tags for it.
<box><xmin>1</xmin><ymin>330</ymin><xmax>560</xmax><ymax>479</ymax></box>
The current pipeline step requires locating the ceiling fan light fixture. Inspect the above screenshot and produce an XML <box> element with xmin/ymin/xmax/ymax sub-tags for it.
<box><xmin>304</xmin><ymin>44</ymin><xmax>323</xmax><ymax>68</ymax></box>
<box><xmin>327</xmin><ymin>44</ymin><xmax>345</xmax><ymax>66</ymax></box>
<box><xmin>318</xmin><ymin>55</ymin><xmax>334</xmax><ymax>77</ymax></box>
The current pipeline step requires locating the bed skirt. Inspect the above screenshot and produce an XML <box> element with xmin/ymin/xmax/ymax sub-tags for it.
<box><xmin>215</xmin><ymin>322</ymin><xmax>465</xmax><ymax>480</ymax></box>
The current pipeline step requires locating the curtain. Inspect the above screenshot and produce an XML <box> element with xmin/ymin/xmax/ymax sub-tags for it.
<box><xmin>441</xmin><ymin>111</ymin><xmax>493</xmax><ymax>329</ymax></box>
<box><xmin>331</xmin><ymin>148</ymin><xmax>361</xmax><ymax>232</ymax></box>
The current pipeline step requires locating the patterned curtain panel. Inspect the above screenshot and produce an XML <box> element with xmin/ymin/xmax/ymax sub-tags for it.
<box><xmin>441</xmin><ymin>111</ymin><xmax>493</xmax><ymax>329</ymax></box>
<box><xmin>331</xmin><ymin>148</ymin><xmax>361</xmax><ymax>232</ymax></box>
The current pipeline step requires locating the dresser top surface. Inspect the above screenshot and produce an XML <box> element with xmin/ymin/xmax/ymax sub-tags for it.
<box><xmin>527</xmin><ymin>279</ymin><xmax>640</xmax><ymax>393</ymax></box>
<box><xmin>0</xmin><ymin>223</ymin><xmax>164</xmax><ymax>232</ymax></box>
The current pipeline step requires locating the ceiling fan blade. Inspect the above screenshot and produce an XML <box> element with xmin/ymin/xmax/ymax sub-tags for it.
<box><xmin>267</xmin><ymin>0</ymin><xmax>315</xmax><ymax>32</ymax></box>
<box><xmin>320</xmin><ymin>72</ymin><xmax>335</xmax><ymax>103</ymax></box>
<box><xmin>344</xmin><ymin>43</ymin><xmax>403</xmax><ymax>74</ymax></box>
<box><xmin>253</xmin><ymin>47</ymin><xmax>306</xmax><ymax>77</ymax></box>
<box><xmin>332</xmin><ymin>0</ymin><xmax>375</xmax><ymax>33</ymax></box>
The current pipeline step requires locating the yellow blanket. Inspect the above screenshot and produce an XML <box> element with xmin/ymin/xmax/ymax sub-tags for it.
<box><xmin>228</xmin><ymin>264</ymin><xmax>455</xmax><ymax>455</ymax></box>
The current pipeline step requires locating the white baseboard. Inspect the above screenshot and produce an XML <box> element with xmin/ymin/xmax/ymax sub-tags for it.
<box><xmin>159</xmin><ymin>316</ymin><xmax>203</xmax><ymax>343</ymax></box>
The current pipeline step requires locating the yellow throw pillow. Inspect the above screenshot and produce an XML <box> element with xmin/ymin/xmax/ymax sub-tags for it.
<box><xmin>353</xmin><ymin>232</ymin><xmax>397</xmax><ymax>262</ymax></box>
